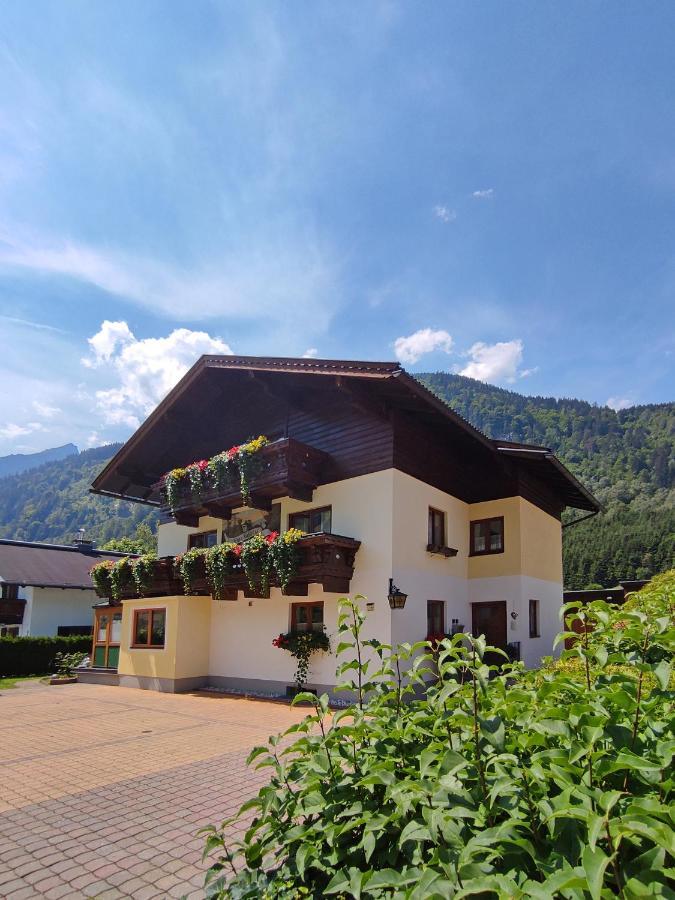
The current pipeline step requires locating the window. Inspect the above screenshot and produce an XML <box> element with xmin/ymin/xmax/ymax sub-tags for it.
<box><xmin>426</xmin><ymin>600</ymin><xmax>445</xmax><ymax>638</ymax></box>
<box><xmin>291</xmin><ymin>602</ymin><xmax>324</xmax><ymax>633</ymax></box>
<box><xmin>1</xmin><ymin>583</ymin><xmax>19</xmax><ymax>601</ymax></box>
<box><xmin>188</xmin><ymin>530</ymin><xmax>218</xmax><ymax>549</ymax></box>
<box><xmin>132</xmin><ymin>608</ymin><xmax>166</xmax><ymax>648</ymax></box>
<box><xmin>289</xmin><ymin>506</ymin><xmax>332</xmax><ymax>535</ymax></box>
<box><xmin>470</xmin><ymin>517</ymin><xmax>504</xmax><ymax>556</ymax></box>
<box><xmin>1</xmin><ymin>625</ymin><xmax>19</xmax><ymax>637</ymax></box>
<box><xmin>428</xmin><ymin>508</ymin><xmax>446</xmax><ymax>549</ymax></box>
<box><xmin>529</xmin><ymin>599</ymin><xmax>540</xmax><ymax>638</ymax></box>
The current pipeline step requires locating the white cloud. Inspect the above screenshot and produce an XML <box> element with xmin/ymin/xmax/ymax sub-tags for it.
<box><xmin>519</xmin><ymin>367</ymin><xmax>539</xmax><ymax>379</ymax></box>
<box><xmin>32</xmin><ymin>400</ymin><xmax>62</xmax><ymax>418</ymax></box>
<box><xmin>394</xmin><ymin>328</ymin><xmax>454</xmax><ymax>365</ymax></box>
<box><xmin>86</xmin><ymin>431</ymin><xmax>101</xmax><ymax>448</ymax></box>
<box><xmin>0</xmin><ymin>226</ymin><xmax>338</xmax><ymax>338</ymax></box>
<box><xmin>0</xmin><ymin>421</ymin><xmax>46</xmax><ymax>439</ymax></box>
<box><xmin>606</xmin><ymin>395</ymin><xmax>633</xmax><ymax>411</ymax></box>
<box><xmin>457</xmin><ymin>339</ymin><xmax>527</xmax><ymax>384</ymax></box>
<box><xmin>82</xmin><ymin>321</ymin><xmax>233</xmax><ymax>429</ymax></box>
<box><xmin>302</xmin><ymin>348</ymin><xmax>319</xmax><ymax>358</ymax></box>
<box><xmin>433</xmin><ymin>205</ymin><xmax>456</xmax><ymax>223</ymax></box>
<box><xmin>472</xmin><ymin>188</ymin><xmax>494</xmax><ymax>199</ymax></box>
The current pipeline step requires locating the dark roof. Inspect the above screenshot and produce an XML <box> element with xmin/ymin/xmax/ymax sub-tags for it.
<box><xmin>91</xmin><ymin>354</ymin><xmax>600</xmax><ymax>514</ymax></box>
<box><xmin>0</xmin><ymin>540</ymin><xmax>129</xmax><ymax>589</ymax></box>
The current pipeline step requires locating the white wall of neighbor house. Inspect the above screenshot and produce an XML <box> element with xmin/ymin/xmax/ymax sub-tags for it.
<box><xmin>21</xmin><ymin>586</ymin><xmax>97</xmax><ymax>637</ymax></box>
<box><xmin>206</xmin><ymin>470</ymin><xmax>395</xmax><ymax>688</ymax></box>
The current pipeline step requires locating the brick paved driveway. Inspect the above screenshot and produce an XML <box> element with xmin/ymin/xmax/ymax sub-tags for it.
<box><xmin>0</xmin><ymin>681</ymin><xmax>307</xmax><ymax>899</ymax></box>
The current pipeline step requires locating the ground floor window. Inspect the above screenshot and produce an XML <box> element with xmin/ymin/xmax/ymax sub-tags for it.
<box><xmin>0</xmin><ymin>625</ymin><xmax>19</xmax><ymax>637</ymax></box>
<box><xmin>291</xmin><ymin>601</ymin><xmax>324</xmax><ymax>633</ymax></box>
<box><xmin>426</xmin><ymin>600</ymin><xmax>445</xmax><ymax>638</ymax></box>
<box><xmin>132</xmin><ymin>608</ymin><xmax>166</xmax><ymax>648</ymax></box>
<box><xmin>529</xmin><ymin>599</ymin><xmax>540</xmax><ymax>638</ymax></box>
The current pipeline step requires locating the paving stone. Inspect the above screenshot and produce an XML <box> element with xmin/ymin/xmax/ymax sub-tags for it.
<box><xmin>0</xmin><ymin>681</ymin><xmax>306</xmax><ymax>898</ymax></box>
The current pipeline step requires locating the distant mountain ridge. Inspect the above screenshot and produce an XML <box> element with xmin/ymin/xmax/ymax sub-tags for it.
<box><xmin>0</xmin><ymin>443</ymin><xmax>78</xmax><ymax>479</ymax></box>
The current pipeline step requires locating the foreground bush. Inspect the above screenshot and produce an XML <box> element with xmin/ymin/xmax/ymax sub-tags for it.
<box><xmin>204</xmin><ymin>578</ymin><xmax>675</xmax><ymax>898</ymax></box>
<box><xmin>0</xmin><ymin>635</ymin><xmax>91</xmax><ymax>677</ymax></box>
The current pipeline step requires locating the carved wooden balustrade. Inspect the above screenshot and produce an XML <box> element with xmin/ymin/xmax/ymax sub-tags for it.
<box><xmin>93</xmin><ymin>533</ymin><xmax>361</xmax><ymax>602</ymax></box>
<box><xmin>157</xmin><ymin>438</ymin><xmax>331</xmax><ymax>526</ymax></box>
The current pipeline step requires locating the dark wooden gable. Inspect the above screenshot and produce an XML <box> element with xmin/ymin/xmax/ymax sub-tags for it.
<box><xmin>91</xmin><ymin>355</ymin><xmax>599</xmax><ymax>517</ymax></box>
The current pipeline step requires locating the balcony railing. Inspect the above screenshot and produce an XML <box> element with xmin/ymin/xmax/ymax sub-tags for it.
<box><xmin>158</xmin><ymin>438</ymin><xmax>331</xmax><ymax>526</ymax></box>
<box><xmin>95</xmin><ymin>533</ymin><xmax>361</xmax><ymax>601</ymax></box>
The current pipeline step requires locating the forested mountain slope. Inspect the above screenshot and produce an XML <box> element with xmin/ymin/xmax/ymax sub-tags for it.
<box><xmin>0</xmin><ymin>445</ymin><xmax>157</xmax><ymax>545</ymax></box>
<box><xmin>418</xmin><ymin>373</ymin><xmax>674</xmax><ymax>588</ymax></box>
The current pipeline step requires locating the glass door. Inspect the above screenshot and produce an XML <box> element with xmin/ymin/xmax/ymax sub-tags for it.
<box><xmin>92</xmin><ymin>607</ymin><xmax>123</xmax><ymax>669</ymax></box>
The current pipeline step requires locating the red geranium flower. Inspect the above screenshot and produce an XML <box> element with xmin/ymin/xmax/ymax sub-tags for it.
<box><xmin>226</xmin><ymin>445</ymin><xmax>240</xmax><ymax>460</ymax></box>
<box><xmin>265</xmin><ymin>531</ymin><xmax>279</xmax><ymax>544</ymax></box>
<box><xmin>232</xmin><ymin>544</ymin><xmax>242</xmax><ymax>557</ymax></box>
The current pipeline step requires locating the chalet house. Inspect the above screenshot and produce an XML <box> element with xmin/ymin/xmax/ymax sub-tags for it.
<box><xmin>84</xmin><ymin>355</ymin><xmax>599</xmax><ymax>695</ymax></box>
<box><xmin>0</xmin><ymin>537</ymin><xmax>127</xmax><ymax>638</ymax></box>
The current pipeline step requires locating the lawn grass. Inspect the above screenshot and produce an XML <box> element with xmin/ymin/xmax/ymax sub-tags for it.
<box><xmin>0</xmin><ymin>675</ymin><xmax>46</xmax><ymax>690</ymax></box>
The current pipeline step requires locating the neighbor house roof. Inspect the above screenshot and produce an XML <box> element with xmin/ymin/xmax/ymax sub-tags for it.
<box><xmin>0</xmin><ymin>540</ymin><xmax>129</xmax><ymax>590</ymax></box>
<box><xmin>91</xmin><ymin>355</ymin><xmax>600</xmax><ymax>514</ymax></box>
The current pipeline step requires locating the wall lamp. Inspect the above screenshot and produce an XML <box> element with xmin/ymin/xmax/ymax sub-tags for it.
<box><xmin>388</xmin><ymin>578</ymin><xmax>408</xmax><ymax>610</ymax></box>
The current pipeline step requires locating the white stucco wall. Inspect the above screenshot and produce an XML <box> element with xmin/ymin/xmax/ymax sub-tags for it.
<box><xmin>22</xmin><ymin>586</ymin><xmax>96</xmax><ymax>637</ymax></box>
<box><xmin>207</xmin><ymin>469</ymin><xmax>395</xmax><ymax>689</ymax></box>
<box><xmin>155</xmin><ymin>466</ymin><xmax>564</xmax><ymax>686</ymax></box>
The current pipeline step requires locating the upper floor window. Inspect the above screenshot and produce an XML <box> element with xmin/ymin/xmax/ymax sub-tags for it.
<box><xmin>428</xmin><ymin>508</ymin><xmax>445</xmax><ymax>549</ymax></box>
<box><xmin>1</xmin><ymin>583</ymin><xmax>19</xmax><ymax>601</ymax></box>
<box><xmin>188</xmin><ymin>530</ymin><xmax>218</xmax><ymax>549</ymax></box>
<box><xmin>132</xmin><ymin>608</ymin><xmax>166</xmax><ymax>648</ymax></box>
<box><xmin>291</xmin><ymin>601</ymin><xmax>324</xmax><ymax>633</ymax></box>
<box><xmin>470</xmin><ymin>516</ymin><xmax>504</xmax><ymax>556</ymax></box>
<box><xmin>289</xmin><ymin>506</ymin><xmax>332</xmax><ymax>535</ymax></box>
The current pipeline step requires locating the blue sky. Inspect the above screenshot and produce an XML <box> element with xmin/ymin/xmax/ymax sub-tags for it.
<box><xmin>0</xmin><ymin>1</ymin><xmax>674</xmax><ymax>454</ymax></box>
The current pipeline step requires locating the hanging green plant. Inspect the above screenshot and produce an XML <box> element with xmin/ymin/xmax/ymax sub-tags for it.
<box><xmin>130</xmin><ymin>554</ymin><xmax>157</xmax><ymax>597</ymax></box>
<box><xmin>240</xmin><ymin>531</ymin><xmax>275</xmax><ymax>595</ymax></box>
<box><xmin>159</xmin><ymin>436</ymin><xmax>270</xmax><ymax>512</ymax></box>
<box><xmin>269</xmin><ymin>528</ymin><xmax>303</xmax><ymax>592</ymax></box>
<box><xmin>272</xmin><ymin>629</ymin><xmax>331</xmax><ymax>691</ymax></box>
<box><xmin>90</xmin><ymin>560</ymin><xmax>115</xmax><ymax>597</ymax></box>
<box><xmin>205</xmin><ymin>542</ymin><xmax>237</xmax><ymax>600</ymax></box>
<box><xmin>237</xmin><ymin>435</ymin><xmax>269</xmax><ymax>506</ymax></box>
<box><xmin>174</xmin><ymin>548</ymin><xmax>207</xmax><ymax>595</ymax></box>
<box><xmin>108</xmin><ymin>557</ymin><xmax>134</xmax><ymax>600</ymax></box>
<box><xmin>162</xmin><ymin>467</ymin><xmax>187</xmax><ymax>510</ymax></box>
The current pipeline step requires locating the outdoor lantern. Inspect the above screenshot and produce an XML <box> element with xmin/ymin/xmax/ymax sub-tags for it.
<box><xmin>387</xmin><ymin>578</ymin><xmax>408</xmax><ymax>610</ymax></box>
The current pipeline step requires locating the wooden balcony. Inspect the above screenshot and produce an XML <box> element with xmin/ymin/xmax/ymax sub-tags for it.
<box><xmin>160</xmin><ymin>438</ymin><xmax>331</xmax><ymax>525</ymax></box>
<box><xmin>96</xmin><ymin>533</ymin><xmax>361</xmax><ymax>601</ymax></box>
<box><xmin>0</xmin><ymin>598</ymin><xmax>26</xmax><ymax>625</ymax></box>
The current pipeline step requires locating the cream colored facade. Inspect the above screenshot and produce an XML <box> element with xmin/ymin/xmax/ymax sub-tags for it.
<box><xmin>117</xmin><ymin>467</ymin><xmax>564</xmax><ymax>693</ymax></box>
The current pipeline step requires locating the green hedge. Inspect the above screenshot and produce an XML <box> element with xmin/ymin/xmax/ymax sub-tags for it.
<box><xmin>0</xmin><ymin>635</ymin><xmax>91</xmax><ymax>677</ymax></box>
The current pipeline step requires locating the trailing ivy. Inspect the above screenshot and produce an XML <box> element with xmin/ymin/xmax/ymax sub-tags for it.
<box><xmin>203</xmin><ymin>574</ymin><xmax>675</xmax><ymax>898</ymax></box>
<box><xmin>90</xmin><ymin>557</ymin><xmax>133</xmax><ymax>600</ymax></box>
<box><xmin>272</xmin><ymin>629</ymin><xmax>330</xmax><ymax>691</ymax></box>
<box><xmin>205</xmin><ymin>542</ymin><xmax>238</xmax><ymax>600</ymax></box>
<box><xmin>174</xmin><ymin>547</ymin><xmax>207</xmax><ymax>595</ymax></box>
<box><xmin>268</xmin><ymin>528</ymin><xmax>303</xmax><ymax>592</ymax></box>
<box><xmin>130</xmin><ymin>553</ymin><xmax>157</xmax><ymax>597</ymax></box>
<box><xmin>90</xmin><ymin>560</ymin><xmax>115</xmax><ymax>598</ymax></box>
<box><xmin>160</xmin><ymin>436</ymin><xmax>269</xmax><ymax>512</ymax></box>
<box><xmin>240</xmin><ymin>532</ymin><xmax>276</xmax><ymax>596</ymax></box>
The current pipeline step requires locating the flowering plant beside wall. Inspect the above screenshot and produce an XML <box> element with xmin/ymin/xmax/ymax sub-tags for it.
<box><xmin>90</xmin><ymin>558</ymin><xmax>134</xmax><ymax>601</ymax></box>
<box><xmin>160</xmin><ymin>436</ymin><xmax>270</xmax><ymax>511</ymax></box>
<box><xmin>272</xmin><ymin>629</ymin><xmax>331</xmax><ymax>691</ymax></box>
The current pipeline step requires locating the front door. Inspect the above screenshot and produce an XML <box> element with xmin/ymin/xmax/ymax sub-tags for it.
<box><xmin>471</xmin><ymin>601</ymin><xmax>507</xmax><ymax>667</ymax></box>
<box><xmin>92</xmin><ymin>607</ymin><xmax>123</xmax><ymax>669</ymax></box>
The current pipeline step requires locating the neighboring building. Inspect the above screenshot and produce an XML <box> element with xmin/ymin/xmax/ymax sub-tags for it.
<box><xmin>0</xmin><ymin>537</ymin><xmax>128</xmax><ymax>637</ymax></box>
<box><xmin>562</xmin><ymin>581</ymin><xmax>649</xmax><ymax>606</ymax></box>
<box><xmin>85</xmin><ymin>355</ymin><xmax>600</xmax><ymax>695</ymax></box>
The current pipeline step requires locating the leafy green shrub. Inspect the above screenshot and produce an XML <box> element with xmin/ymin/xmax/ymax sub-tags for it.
<box><xmin>54</xmin><ymin>650</ymin><xmax>87</xmax><ymax>677</ymax></box>
<box><xmin>0</xmin><ymin>635</ymin><xmax>91</xmax><ymax>677</ymax></box>
<box><xmin>203</xmin><ymin>580</ymin><xmax>675</xmax><ymax>898</ymax></box>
